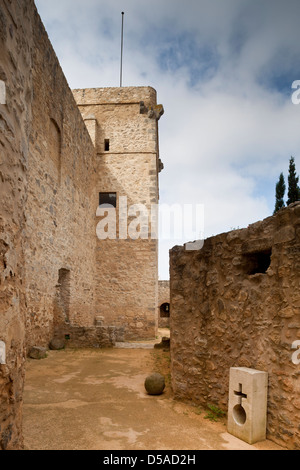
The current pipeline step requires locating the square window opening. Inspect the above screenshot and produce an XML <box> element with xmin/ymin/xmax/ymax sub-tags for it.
<box><xmin>99</xmin><ymin>192</ymin><xmax>117</xmax><ymax>208</ymax></box>
<box><xmin>242</xmin><ymin>249</ymin><xmax>272</xmax><ymax>275</ymax></box>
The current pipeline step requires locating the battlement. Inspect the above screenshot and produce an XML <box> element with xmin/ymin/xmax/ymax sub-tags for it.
<box><xmin>73</xmin><ymin>86</ymin><xmax>158</xmax><ymax>107</ymax></box>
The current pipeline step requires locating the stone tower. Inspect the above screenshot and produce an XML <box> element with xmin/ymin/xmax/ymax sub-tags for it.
<box><xmin>73</xmin><ymin>87</ymin><xmax>164</xmax><ymax>340</ymax></box>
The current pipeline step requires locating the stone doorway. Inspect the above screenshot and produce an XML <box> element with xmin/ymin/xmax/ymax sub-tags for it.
<box><xmin>159</xmin><ymin>302</ymin><xmax>170</xmax><ymax>328</ymax></box>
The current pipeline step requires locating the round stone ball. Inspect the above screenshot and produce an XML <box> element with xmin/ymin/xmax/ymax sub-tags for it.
<box><xmin>49</xmin><ymin>337</ymin><xmax>65</xmax><ymax>350</ymax></box>
<box><xmin>144</xmin><ymin>373</ymin><xmax>165</xmax><ymax>395</ymax></box>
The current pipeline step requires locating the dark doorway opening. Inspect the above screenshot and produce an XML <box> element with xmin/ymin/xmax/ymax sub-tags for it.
<box><xmin>160</xmin><ymin>302</ymin><xmax>170</xmax><ymax>318</ymax></box>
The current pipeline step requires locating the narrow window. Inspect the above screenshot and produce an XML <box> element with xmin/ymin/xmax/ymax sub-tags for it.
<box><xmin>99</xmin><ymin>192</ymin><xmax>117</xmax><ymax>208</ymax></box>
<box><xmin>104</xmin><ymin>139</ymin><xmax>110</xmax><ymax>151</ymax></box>
<box><xmin>49</xmin><ymin>118</ymin><xmax>62</xmax><ymax>183</ymax></box>
<box><xmin>0</xmin><ymin>239</ymin><xmax>8</xmax><ymax>271</ymax></box>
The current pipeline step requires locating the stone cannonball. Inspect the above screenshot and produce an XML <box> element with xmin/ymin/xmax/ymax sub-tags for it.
<box><xmin>144</xmin><ymin>373</ymin><xmax>165</xmax><ymax>395</ymax></box>
<box><xmin>49</xmin><ymin>337</ymin><xmax>65</xmax><ymax>350</ymax></box>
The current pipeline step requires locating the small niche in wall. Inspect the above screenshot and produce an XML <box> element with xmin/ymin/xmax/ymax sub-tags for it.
<box><xmin>49</xmin><ymin>118</ymin><xmax>62</xmax><ymax>182</ymax></box>
<box><xmin>242</xmin><ymin>249</ymin><xmax>272</xmax><ymax>275</ymax></box>
<box><xmin>104</xmin><ymin>139</ymin><xmax>110</xmax><ymax>151</ymax></box>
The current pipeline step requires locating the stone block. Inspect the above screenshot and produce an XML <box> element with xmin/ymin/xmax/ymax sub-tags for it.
<box><xmin>49</xmin><ymin>337</ymin><xmax>65</xmax><ymax>350</ymax></box>
<box><xmin>227</xmin><ymin>367</ymin><xmax>268</xmax><ymax>444</ymax></box>
<box><xmin>154</xmin><ymin>337</ymin><xmax>170</xmax><ymax>350</ymax></box>
<box><xmin>28</xmin><ymin>346</ymin><xmax>47</xmax><ymax>360</ymax></box>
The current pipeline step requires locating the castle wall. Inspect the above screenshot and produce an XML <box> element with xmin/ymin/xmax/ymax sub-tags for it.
<box><xmin>0</xmin><ymin>0</ymin><xmax>165</xmax><ymax>447</ymax></box>
<box><xmin>170</xmin><ymin>202</ymin><xmax>300</xmax><ymax>449</ymax></box>
<box><xmin>73</xmin><ymin>87</ymin><xmax>162</xmax><ymax>340</ymax></box>
<box><xmin>0</xmin><ymin>0</ymin><xmax>98</xmax><ymax>448</ymax></box>
<box><xmin>24</xmin><ymin>9</ymin><xmax>98</xmax><ymax>349</ymax></box>
<box><xmin>0</xmin><ymin>0</ymin><xmax>33</xmax><ymax>450</ymax></box>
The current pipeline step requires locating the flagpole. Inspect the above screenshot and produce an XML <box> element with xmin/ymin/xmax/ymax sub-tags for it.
<box><xmin>120</xmin><ymin>12</ymin><xmax>124</xmax><ymax>87</ymax></box>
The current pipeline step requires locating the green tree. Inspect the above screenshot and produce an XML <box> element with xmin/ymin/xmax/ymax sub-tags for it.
<box><xmin>287</xmin><ymin>156</ymin><xmax>300</xmax><ymax>205</ymax></box>
<box><xmin>273</xmin><ymin>172</ymin><xmax>286</xmax><ymax>214</ymax></box>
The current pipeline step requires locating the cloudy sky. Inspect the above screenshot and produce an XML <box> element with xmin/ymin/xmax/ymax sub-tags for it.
<box><xmin>35</xmin><ymin>0</ymin><xmax>300</xmax><ymax>280</ymax></box>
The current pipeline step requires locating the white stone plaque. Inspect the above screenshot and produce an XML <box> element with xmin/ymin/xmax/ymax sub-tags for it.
<box><xmin>227</xmin><ymin>367</ymin><xmax>268</xmax><ymax>444</ymax></box>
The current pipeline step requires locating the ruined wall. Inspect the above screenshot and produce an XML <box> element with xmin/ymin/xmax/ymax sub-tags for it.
<box><xmin>0</xmin><ymin>0</ymin><xmax>33</xmax><ymax>450</ymax></box>
<box><xmin>24</xmin><ymin>5</ymin><xmax>98</xmax><ymax>349</ymax></box>
<box><xmin>158</xmin><ymin>280</ymin><xmax>170</xmax><ymax>328</ymax></box>
<box><xmin>170</xmin><ymin>202</ymin><xmax>300</xmax><ymax>449</ymax></box>
<box><xmin>73</xmin><ymin>87</ymin><xmax>163</xmax><ymax>341</ymax></box>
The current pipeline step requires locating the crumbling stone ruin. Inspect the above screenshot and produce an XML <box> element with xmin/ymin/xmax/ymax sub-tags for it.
<box><xmin>170</xmin><ymin>202</ymin><xmax>300</xmax><ymax>449</ymax></box>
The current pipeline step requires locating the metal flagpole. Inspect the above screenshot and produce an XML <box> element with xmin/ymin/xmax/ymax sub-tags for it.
<box><xmin>120</xmin><ymin>12</ymin><xmax>124</xmax><ymax>87</ymax></box>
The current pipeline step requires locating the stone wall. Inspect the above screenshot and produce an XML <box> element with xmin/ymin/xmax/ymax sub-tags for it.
<box><xmin>0</xmin><ymin>0</ymin><xmax>34</xmax><ymax>449</ymax></box>
<box><xmin>24</xmin><ymin>8</ymin><xmax>98</xmax><ymax>350</ymax></box>
<box><xmin>170</xmin><ymin>202</ymin><xmax>300</xmax><ymax>449</ymax></box>
<box><xmin>158</xmin><ymin>280</ymin><xmax>170</xmax><ymax>328</ymax></box>
<box><xmin>73</xmin><ymin>87</ymin><xmax>163</xmax><ymax>341</ymax></box>
<box><xmin>0</xmin><ymin>0</ymin><xmax>164</xmax><ymax>448</ymax></box>
<box><xmin>0</xmin><ymin>0</ymin><xmax>98</xmax><ymax>448</ymax></box>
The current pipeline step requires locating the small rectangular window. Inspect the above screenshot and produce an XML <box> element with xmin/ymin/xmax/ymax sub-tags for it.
<box><xmin>99</xmin><ymin>192</ymin><xmax>117</xmax><ymax>208</ymax></box>
<box><xmin>104</xmin><ymin>139</ymin><xmax>110</xmax><ymax>151</ymax></box>
<box><xmin>242</xmin><ymin>249</ymin><xmax>272</xmax><ymax>275</ymax></box>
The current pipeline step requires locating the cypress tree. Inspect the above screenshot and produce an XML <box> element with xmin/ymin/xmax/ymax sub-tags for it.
<box><xmin>274</xmin><ymin>172</ymin><xmax>286</xmax><ymax>214</ymax></box>
<box><xmin>287</xmin><ymin>156</ymin><xmax>300</xmax><ymax>205</ymax></box>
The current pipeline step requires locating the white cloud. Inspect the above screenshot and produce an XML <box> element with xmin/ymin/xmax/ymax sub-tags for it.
<box><xmin>35</xmin><ymin>0</ymin><xmax>300</xmax><ymax>279</ymax></box>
